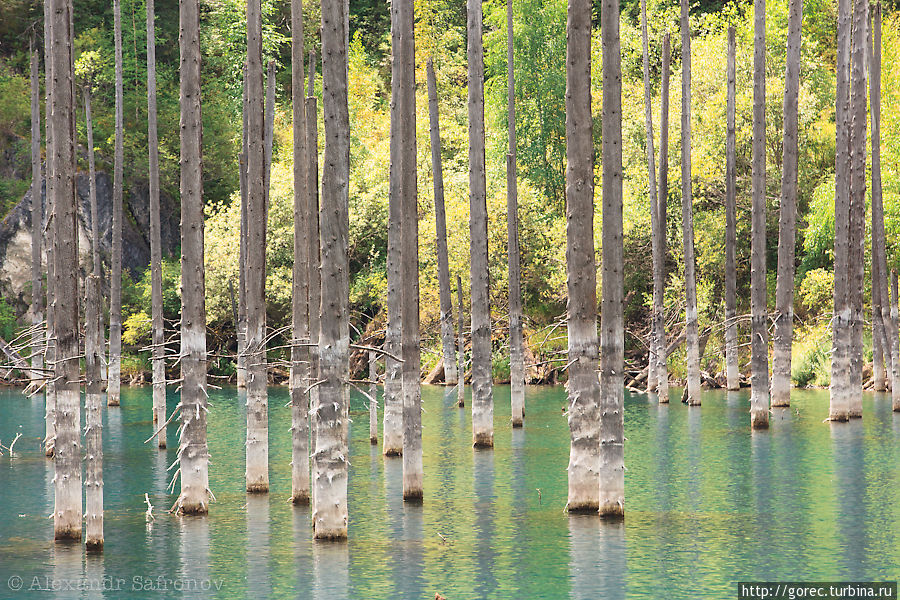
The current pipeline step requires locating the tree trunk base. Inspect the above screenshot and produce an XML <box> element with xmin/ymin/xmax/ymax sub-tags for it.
<box><xmin>85</xmin><ymin>539</ymin><xmax>103</xmax><ymax>552</ymax></box>
<box><xmin>291</xmin><ymin>492</ymin><xmax>310</xmax><ymax>505</ymax></box>
<box><xmin>246</xmin><ymin>484</ymin><xmax>269</xmax><ymax>494</ymax></box>
<box><xmin>473</xmin><ymin>435</ymin><xmax>493</xmax><ymax>448</ymax></box>
<box><xmin>750</xmin><ymin>412</ymin><xmax>770</xmax><ymax>429</ymax></box>
<box><xmin>511</xmin><ymin>418</ymin><xmax>523</xmax><ymax>428</ymax></box>
<box><xmin>566</xmin><ymin>502</ymin><xmax>599</xmax><ymax>514</ymax></box>
<box><xmin>369</xmin><ymin>435</ymin><xmax>377</xmax><ymax>444</ymax></box>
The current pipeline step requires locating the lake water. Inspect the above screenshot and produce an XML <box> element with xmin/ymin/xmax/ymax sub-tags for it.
<box><xmin>0</xmin><ymin>384</ymin><xmax>898</xmax><ymax>599</ymax></box>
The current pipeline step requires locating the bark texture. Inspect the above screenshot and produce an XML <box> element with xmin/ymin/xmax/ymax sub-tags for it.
<box><xmin>457</xmin><ymin>274</ymin><xmax>466</xmax><ymax>407</ymax></box>
<box><xmin>393</xmin><ymin>0</ymin><xmax>423</xmax><ymax>500</ymax></box>
<box><xmin>30</xmin><ymin>40</ymin><xmax>43</xmax><ymax>384</ymax></box>
<box><xmin>599</xmin><ymin>0</ymin><xmax>625</xmax><ymax>517</ymax></box>
<box><xmin>468</xmin><ymin>0</ymin><xmax>493</xmax><ymax>448</ymax></box>
<box><xmin>847</xmin><ymin>0</ymin><xmax>868</xmax><ymax>418</ymax></box>
<box><xmin>306</xmin><ymin>62</ymin><xmax>321</xmax><ymax>462</ymax></box>
<box><xmin>108</xmin><ymin>0</ymin><xmax>124</xmax><ymax>406</ymax></box>
<box><xmin>290</xmin><ymin>0</ymin><xmax>310</xmax><ymax>504</ymax></box>
<box><xmin>750</xmin><ymin>0</ymin><xmax>770</xmax><ymax>428</ymax></box>
<box><xmin>84</xmin><ymin>87</ymin><xmax>100</xmax><ymax>279</ymax></box>
<box><xmin>237</xmin><ymin>62</ymin><xmax>248</xmax><ymax>389</ymax></box>
<box><xmin>245</xmin><ymin>0</ymin><xmax>269</xmax><ymax>493</ymax></box>
<box><xmin>369</xmin><ymin>350</ymin><xmax>378</xmax><ymax>444</ymax></box>
<box><xmin>427</xmin><ymin>58</ymin><xmax>457</xmax><ymax>389</ymax></box>
<box><xmin>830</xmin><ymin>0</ymin><xmax>852</xmax><ymax>421</ymax></box>
<box><xmin>655</xmin><ymin>34</ymin><xmax>670</xmax><ymax>403</ymax></box>
<box><xmin>147</xmin><ymin>0</ymin><xmax>166</xmax><ymax>448</ymax></box>
<box><xmin>680</xmin><ymin>0</ymin><xmax>702</xmax><ymax>405</ymax></box>
<box><xmin>50</xmin><ymin>0</ymin><xmax>81</xmax><ymax>540</ymax></box>
<box><xmin>506</xmin><ymin>0</ymin><xmax>525</xmax><ymax>427</ymax></box>
<box><xmin>85</xmin><ymin>274</ymin><xmax>104</xmax><ymax>549</ymax></box>
<box><xmin>565</xmin><ymin>0</ymin><xmax>601</xmax><ymax>513</ymax></box>
<box><xmin>724</xmin><ymin>27</ymin><xmax>740</xmax><ymax>392</ymax></box>
<box><xmin>313</xmin><ymin>0</ymin><xmax>350</xmax><ymax>539</ymax></box>
<box><xmin>43</xmin><ymin>0</ymin><xmax>55</xmax><ymax>458</ymax></box>
<box><xmin>176</xmin><ymin>0</ymin><xmax>210</xmax><ymax>515</ymax></box>
<box><xmin>641</xmin><ymin>0</ymin><xmax>659</xmax><ymax>395</ymax></box>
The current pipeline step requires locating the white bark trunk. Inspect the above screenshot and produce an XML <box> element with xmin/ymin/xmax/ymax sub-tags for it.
<box><xmin>290</xmin><ymin>0</ymin><xmax>310</xmax><ymax>505</ymax></box>
<box><xmin>176</xmin><ymin>0</ymin><xmax>210</xmax><ymax>515</ymax></box>
<box><xmin>43</xmin><ymin>0</ymin><xmax>56</xmax><ymax>458</ymax></box>
<box><xmin>468</xmin><ymin>0</ymin><xmax>493</xmax><ymax>448</ymax></box>
<box><xmin>565</xmin><ymin>0</ymin><xmax>601</xmax><ymax>513</ymax></box>
<box><xmin>313</xmin><ymin>0</ymin><xmax>350</xmax><ymax>540</ymax></box>
<box><xmin>30</xmin><ymin>39</ymin><xmax>44</xmax><ymax>385</ymax></box>
<box><xmin>85</xmin><ymin>274</ymin><xmax>104</xmax><ymax>549</ymax></box>
<box><xmin>369</xmin><ymin>350</ymin><xmax>378</xmax><ymax>444</ymax></box>
<box><xmin>426</xmin><ymin>58</ymin><xmax>458</xmax><ymax>389</ymax></box>
<box><xmin>750</xmin><ymin>0</ymin><xmax>770</xmax><ymax>428</ymax></box>
<box><xmin>641</xmin><ymin>0</ymin><xmax>658</xmax><ymax>395</ymax></box>
<box><xmin>655</xmin><ymin>34</ymin><xmax>670</xmax><ymax>403</ymax></box>
<box><xmin>680</xmin><ymin>0</ymin><xmax>701</xmax><ymax>405</ymax></box>
<box><xmin>108</xmin><ymin>0</ymin><xmax>124</xmax><ymax>406</ymax></box>
<box><xmin>724</xmin><ymin>27</ymin><xmax>740</xmax><ymax>392</ymax></box>
<box><xmin>147</xmin><ymin>0</ymin><xmax>166</xmax><ymax>448</ymax></box>
<box><xmin>50</xmin><ymin>0</ymin><xmax>81</xmax><ymax>541</ymax></box>
<box><xmin>507</xmin><ymin>0</ymin><xmax>525</xmax><ymax>427</ymax></box>
<box><xmin>306</xmin><ymin>59</ymin><xmax>321</xmax><ymax>466</ymax></box>
<box><xmin>237</xmin><ymin>62</ymin><xmax>248</xmax><ymax>389</ymax></box>
<box><xmin>457</xmin><ymin>274</ymin><xmax>466</xmax><ymax>407</ymax></box>
<box><xmin>599</xmin><ymin>0</ymin><xmax>625</xmax><ymax>517</ymax></box>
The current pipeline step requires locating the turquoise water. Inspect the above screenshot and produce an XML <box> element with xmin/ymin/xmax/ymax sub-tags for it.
<box><xmin>0</xmin><ymin>384</ymin><xmax>899</xmax><ymax>599</ymax></box>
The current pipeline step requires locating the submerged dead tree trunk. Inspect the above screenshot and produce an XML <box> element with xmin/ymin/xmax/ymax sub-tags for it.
<box><xmin>108</xmin><ymin>0</ymin><xmax>124</xmax><ymax>407</ymax></box>
<box><xmin>369</xmin><ymin>350</ymin><xmax>377</xmax><ymax>444</ymax></box>
<box><xmin>468</xmin><ymin>0</ymin><xmax>493</xmax><ymax>448</ymax></box>
<box><xmin>49</xmin><ymin>0</ymin><xmax>81</xmax><ymax>540</ymax></box>
<box><xmin>306</xmin><ymin>54</ymin><xmax>321</xmax><ymax>459</ymax></box>
<box><xmin>871</xmin><ymin>4</ymin><xmax>899</xmax><ymax>408</ymax></box>
<box><xmin>724</xmin><ymin>27</ymin><xmax>740</xmax><ymax>392</ymax></box>
<box><xmin>175</xmin><ymin>0</ymin><xmax>210</xmax><ymax>515</ymax></box>
<box><xmin>290</xmin><ymin>0</ymin><xmax>310</xmax><ymax>504</ymax></box>
<box><xmin>830</xmin><ymin>0</ymin><xmax>852</xmax><ymax>421</ymax></box>
<box><xmin>84</xmin><ymin>274</ymin><xmax>103</xmax><ymax>549</ymax></box>
<box><xmin>43</xmin><ymin>0</ymin><xmax>55</xmax><ymax>458</ymax></box>
<box><xmin>680</xmin><ymin>0</ymin><xmax>701</xmax><ymax>406</ymax></box>
<box><xmin>457</xmin><ymin>274</ymin><xmax>466</xmax><ymax>407</ymax></box>
<box><xmin>640</xmin><ymin>0</ymin><xmax>659</xmax><ymax>394</ymax></box>
<box><xmin>30</xmin><ymin>38</ymin><xmax>43</xmax><ymax>384</ymax></box>
<box><xmin>565</xmin><ymin>0</ymin><xmax>601</xmax><ymax>513</ymax></box>
<box><xmin>147</xmin><ymin>0</ymin><xmax>166</xmax><ymax>448</ymax></box>
<box><xmin>313</xmin><ymin>0</ymin><xmax>351</xmax><ymax>539</ymax></box>
<box><xmin>84</xmin><ymin>87</ymin><xmax>100</xmax><ymax>278</ymax></box>
<box><xmin>426</xmin><ymin>58</ymin><xmax>457</xmax><ymax>389</ymax></box>
<box><xmin>245</xmin><ymin>0</ymin><xmax>269</xmax><ymax>493</ymax></box>
<box><xmin>599</xmin><ymin>0</ymin><xmax>625</xmax><ymax>517</ymax></box>
<box><xmin>847</xmin><ymin>0</ymin><xmax>868</xmax><ymax>418</ymax></box>
<box><xmin>237</xmin><ymin>63</ymin><xmax>249</xmax><ymax>389</ymax></box>
<box><xmin>750</xmin><ymin>0</ymin><xmax>770</xmax><ymax>428</ymax></box>
<box><xmin>507</xmin><ymin>0</ymin><xmax>525</xmax><ymax>427</ymax></box>
<box><xmin>655</xmin><ymin>34</ymin><xmax>671</xmax><ymax>403</ymax></box>
<box><xmin>393</xmin><ymin>0</ymin><xmax>423</xmax><ymax>499</ymax></box>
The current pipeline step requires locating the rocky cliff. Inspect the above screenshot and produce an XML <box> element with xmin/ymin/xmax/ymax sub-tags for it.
<box><xmin>0</xmin><ymin>169</ymin><xmax>179</xmax><ymax>314</ymax></box>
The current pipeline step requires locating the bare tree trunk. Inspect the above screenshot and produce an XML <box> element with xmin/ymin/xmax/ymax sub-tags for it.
<box><xmin>83</xmin><ymin>87</ymin><xmax>100</xmax><ymax>278</ymax></box>
<box><xmin>872</xmin><ymin>290</ymin><xmax>887</xmax><ymax>391</ymax></box>
<box><xmin>724</xmin><ymin>27</ymin><xmax>740</xmax><ymax>392</ymax></box>
<box><xmin>265</xmin><ymin>60</ymin><xmax>275</xmax><ymax>212</ymax></box>
<box><xmin>313</xmin><ymin>0</ymin><xmax>350</xmax><ymax>540</ymax></box>
<box><xmin>383</xmin><ymin>36</ymin><xmax>403</xmax><ymax>458</ymax></box>
<box><xmin>369</xmin><ymin>350</ymin><xmax>378</xmax><ymax>444</ymax></box>
<box><xmin>506</xmin><ymin>0</ymin><xmax>525</xmax><ymax>428</ymax></box>
<box><xmin>290</xmin><ymin>0</ymin><xmax>310</xmax><ymax>505</ymax></box>
<box><xmin>641</xmin><ymin>0</ymin><xmax>658</xmax><ymax>395</ymax></box>
<box><xmin>147</xmin><ymin>0</ymin><xmax>166</xmax><ymax>449</ymax></box>
<box><xmin>237</xmin><ymin>62</ymin><xmax>248</xmax><ymax>389</ymax></box>
<box><xmin>306</xmin><ymin>55</ymin><xmax>321</xmax><ymax>462</ymax></box>
<box><xmin>426</xmin><ymin>58</ymin><xmax>457</xmax><ymax>389</ymax></box>
<box><xmin>680</xmin><ymin>0</ymin><xmax>701</xmax><ymax>406</ymax></box>
<box><xmin>43</xmin><ymin>0</ymin><xmax>56</xmax><ymax>458</ymax></box>
<box><xmin>749</xmin><ymin>0</ymin><xmax>770</xmax><ymax>428</ymax></box>
<box><xmin>830</xmin><ymin>0</ymin><xmax>852</xmax><ymax>421</ymax></box>
<box><xmin>392</xmin><ymin>0</ymin><xmax>423</xmax><ymax>500</ymax></box>
<box><xmin>565</xmin><ymin>0</ymin><xmax>600</xmax><ymax>513</ymax></box>
<box><xmin>892</xmin><ymin>270</ymin><xmax>900</xmax><ymax>409</ymax></box>
<box><xmin>457</xmin><ymin>274</ymin><xmax>466</xmax><ymax>407</ymax></box>
<box><xmin>30</xmin><ymin>39</ymin><xmax>44</xmax><ymax>385</ymax></box>
<box><xmin>84</xmin><ymin>274</ymin><xmax>103</xmax><ymax>549</ymax></box>
<box><xmin>655</xmin><ymin>34</ymin><xmax>670</xmax><ymax>403</ymax></box>
<box><xmin>108</xmin><ymin>0</ymin><xmax>124</xmax><ymax>407</ymax></box>
<box><xmin>49</xmin><ymin>0</ymin><xmax>80</xmax><ymax>540</ymax></box>
<box><xmin>599</xmin><ymin>0</ymin><xmax>625</xmax><ymax>517</ymax></box>
<box><xmin>847</xmin><ymin>0</ymin><xmax>868</xmax><ymax>418</ymax></box>
<box><xmin>468</xmin><ymin>0</ymin><xmax>493</xmax><ymax>448</ymax></box>
<box><xmin>245</xmin><ymin>0</ymin><xmax>269</xmax><ymax>493</ymax></box>
<box><xmin>175</xmin><ymin>0</ymin><xmax>210</xmax><ymax>515</ymax></box>
<box><xmin>871</xmin><ymin>4</ymin><xmax>899</xmax><ymax>408</ymax></box>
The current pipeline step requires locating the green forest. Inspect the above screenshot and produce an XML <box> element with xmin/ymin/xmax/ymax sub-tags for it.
<box><xmin>0</xmin><ymin>0</ymin><xmax>899</xmax><ymax>387</ymax></box>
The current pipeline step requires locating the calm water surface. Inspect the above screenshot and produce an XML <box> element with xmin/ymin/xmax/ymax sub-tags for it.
<box><xmin>0</xmin><ymin>384</ymin><xmax>898</xmax><ymax>599</ymax></box>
